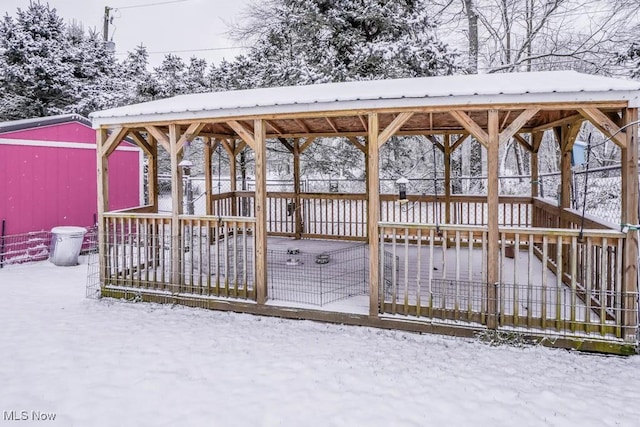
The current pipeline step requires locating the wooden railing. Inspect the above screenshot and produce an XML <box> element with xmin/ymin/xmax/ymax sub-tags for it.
<box><xmin>498</xmin><ymin>227</ymin><xmax>625</xmax><ymax>335</ymax></box>
<box><xmin>378</xmin><ymin>222</ymin><xmax>628</xmax><ymax>337</ymax></box>
<box><xmin>102</xmin><ymin>213</ymin><xmax>172</xmax><ymax>290</ymax></box>
<box><xmin>102</xmin><ymin>213</ymin><xmax>255</xmax><ymax>300</ymax></box>
<box><xmin>179</xmin><ymin>216</ymin><xmax>255</xmax><ymax>299</ymax></box>
<box><xmin>212</xmin><ymin>192</ymin><xmax>532</xmax><ymax>240</ymax></box>
<box><xmin>532</xmin><ymin>197</ymin><xmax>619</xmax><ymax>230</ymax></box>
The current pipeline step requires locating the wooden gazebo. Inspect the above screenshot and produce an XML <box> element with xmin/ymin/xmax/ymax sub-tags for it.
<box><xmin>91</xmin><ymin>71</ymin><xmax>640</xmax><ymax>354</ymax></box>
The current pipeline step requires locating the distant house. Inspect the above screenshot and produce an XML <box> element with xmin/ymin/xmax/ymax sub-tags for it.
<box><xmin>0</xmin><ymin>114</ymin><xmax>142</xmax><ymax>236</ymax></box>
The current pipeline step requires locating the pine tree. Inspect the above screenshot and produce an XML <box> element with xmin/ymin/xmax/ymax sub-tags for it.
<box><xmin>121</xmin><ymin>44</ymin><xmax>158</xmax><ymax>102</ymax></box>
<box><xmin>153</xmin><ymin>54</ymin><xmax>188</xmax><ymax>99</ymax></box>
<box><xmin>230</xmin><ymin>0</ymin><xmax>460</xmax><ymax>87</ymax></box>
<box><xmin>0</xmin><ymin>2</ymin><xmax>77</xmax><ymax>119</ymax></box>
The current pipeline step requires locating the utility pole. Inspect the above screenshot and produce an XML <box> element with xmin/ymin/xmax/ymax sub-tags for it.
<box><xmin>102</xmin><ymin>6</ymin><xmax>112</xmax><ymax>42</ymax></box>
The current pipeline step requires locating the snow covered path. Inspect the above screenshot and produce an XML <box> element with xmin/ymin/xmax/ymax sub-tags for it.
<box><xmin>1</xmin><ymin>259</ymin><xmax>639</xmax><ymax>427</ymax></box>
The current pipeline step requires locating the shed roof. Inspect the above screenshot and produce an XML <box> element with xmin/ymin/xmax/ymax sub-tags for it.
<box><xmin>90</xmin><ymin>71</ymin><xmax>640</xmax><ymax>128</ymax></box>
<box><xmin>0</xmin><ymin>114</ymin><xmax>91</xmax><ymax>134</ymax></box>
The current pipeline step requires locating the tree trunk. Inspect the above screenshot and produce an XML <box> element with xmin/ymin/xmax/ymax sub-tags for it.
<box><xmin>462</xmin><ymin>0</ymin><xmax>479</xmax><ymax>74</ymax></box>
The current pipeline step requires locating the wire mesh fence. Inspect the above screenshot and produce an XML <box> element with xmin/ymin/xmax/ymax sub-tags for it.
<box><xmin>0</xmin><ymin>226</ymin><xmax>97</xmax><ymax>268</ymax></box>
<box><xmin>267</xmin><ymin>243</ymin><xmax>368</xmax><ymax>306</ymax></box>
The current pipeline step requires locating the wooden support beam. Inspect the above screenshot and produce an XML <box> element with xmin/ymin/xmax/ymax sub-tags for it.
<box><xmin>621</xmin><ymin>108</ymin><xmax>638</xmax><ymax>341</ymax></box>
<box><xmin>277</xmin><ymin>137</ymin><xmax>294</xmax><ymax>154</ymax></box>
<box><xmin>102</xmin><ymin>126</ymin><xmax>129</xmax><ymax>157</ymax></box>
<box><xmin>227</xmin><ymin>120</ymin><xmax>256</xmax><ymax>149</ymax></box>
<box><xmin>449</xmin><ymin>111</ymin><xmax>489</xmax><ymax>147</ymax></box>
<box><xmin>499</xmin><ymin>108</ymin><xmax>540</xmax><ymax>145</ymax></box>
<box><xmin>444</xmin><ymin>135</ymin><xmax>451</xmax><ymax>224</ymax></box>
<box><xmin>294</xmin><ymin>118</ymin><xmax>311</xmax><ymax>133</ymax></box>
<box><xmin>254</xmin><ymin>119</ymin><xmax>268</xmax><ymax>305</ymax></box>
<box><xmin>219</xmin><ymin>138</ymin><xmax>234</xmax><ymax>157</ymax></box>
<box><xmin>234</xmin><ymin>140</ymin><xmax>247</xmax><ymax>156</ymax></box>
<box><xmin>487</xmin><ymin>110</ymin><xmax>500</xmax><ymax>329</ymax></box>
<box><xmin>176</xmin><ymin>122</ymin><xmax>206</xmax><ymax>153</ymax></box>
<box><xmin>129</xmin><ymin>130</ymin><xmax>153</xmax><ymax>156</ymax></box>
<box><xmin>378</xmin><ymin>112</ymin><xmax>414</xmax><ymax>147</ymax></box>
<box><xmin>229</xmin><ymin>141</ymin><xmax>238</xmax><ymax>216</ymax></box>
<box><xmin>204</xmin><ymin>137</ymin><xmax>212</xmax><ymax>216</ymax></box>
<box><xmin>425</xmin><ymin>135</ymin><xmax>444</xmax><ymax>152</ymax></box>
<box><xmin>300</xmin><ymin>137</ymin><xmax>315</xmax><ymax>153</ymax></box>
<box><xmin>358</xmin><ymin>115</ymin><xmax>368</xmax><ymax>132</ymax></box>
<box><xmin>530</xmin><ymin>132</ymin><xmax>543</xmax><ymax>199</ymax></box>
<box><xmin>531</xmin><ymin>113</ymin><xmax>583</xmax><ymax>133</ymax></box>
<box><xmin>293</xmin><ymin>139</ymin><xmax>303</xmax><ymax>239</ymax></box>
<box><xmin>145</xmin><ymin>125</ymin><xmax>170</xmax><ymax>153</ymax></box>
<box><xmin>558</xmin><ymin>125</ymin><xmax>573</xmax><ymax>211</ymax></box>
<box><xmin>96</xmin><ymin>128</ymin><xmax>109</xmax><ymax>284</ymax></box>
<box><xmin>325</xmin><ymin>117</ymin><xmax>340</xmax><ymax>133</ymax></box>
<box><xmin>169</xmin><ymin>124</ymin><xmax>183</xmax><ymax>289</ymax></box>
<box><xmin>265</xmin><ymin>120</ymin><xmax>284</xmax><ymax>135</ymax></box>
<box><xmin>578</xmin><ymin>107</ymin><xmax>627</xmax><ymax>148</ymax></box>
<box><xmin>450</xmin><ymin>133</ymin><xmax>469</xmax><ymax>153</ymax></box>
<box><xmin>347</xmin><ymin>136</ymin><xmax>366</xmax><ymax>153</ymax></box>
<box><xmin>513</xmin><ymin>134</ymin><xmax>533</xmax><ymax>152</ymax></box>
<box><xmin>368</xmin><ymin>113</ymin><xmax>380</xmax><ymax>317</ymax></box>
<box><xmin>147</xmin><ymin>134</ymin><xmax>158</xmax><ymax>212</ymax></box>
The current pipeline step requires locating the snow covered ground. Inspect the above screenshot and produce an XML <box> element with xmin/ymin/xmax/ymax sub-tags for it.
<box><xmin>1</xmin><ymin>259</ymin><xmax>639</xmax><ymax>427</ymax></box>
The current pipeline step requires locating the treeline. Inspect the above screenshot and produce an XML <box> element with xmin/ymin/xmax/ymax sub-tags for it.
<box><xmin>2</xmin><ymin>0</ymin><xmax>637</xmax><ymax>123</ymax></box>
<box><xmin>0</xmin><ymin>1</ymin><xmax>638</xmax><ymax>184</ymax></box>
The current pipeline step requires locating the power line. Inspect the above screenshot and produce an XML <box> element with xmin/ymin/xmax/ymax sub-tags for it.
<box><xmin>114</xmin><ymin>46</ymin><xmax>247</xmax><ymax>56</ymax></box>
<box><xmin>114</xmin><ymin>0</ymin><xmax>192</xmax><ymax>10</ymax></box>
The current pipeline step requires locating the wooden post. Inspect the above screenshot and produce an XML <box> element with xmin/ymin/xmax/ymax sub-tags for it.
<box><xmin>558</xmin><ymin>127</ymin><xmax>572</xmax><ymax>211</ymax></box>
<box><xmin>204</xmin><ymin>137</ymin><xmax>212</xmax><ymax>216</ymax></box>
<box><xmin>229</xmin><ymin>140</ymin><xmax>238</xmax><ymax>216</ymax></box>
<box><xmin>530</xmin><ymin>132</ymin><xmax>543</xmax><ymax>199</ymax></box>
<box><xmin>169</xmin><ymin>124</ymin><xmax>183</xmax><ymax>289</ymax></box>
<box><xmin>293</xmin><ymin>138</ymin><xmax>303</xmax><ymax>239</ymax></box>
<box><xmin>621</xmin><ymin>107</ymin><xmax>639</xmax><ymax>341</ymax></box>
<box><xmin>254</xmin><ymin>120</ymin><xmax>268</xmax><ymax>304</ymax></box>
<box><xmin>487</xmin><ymin>110</ymin><xmax>500</xmax><ymax>329</ymax></box>
<box><xmin>444</xmin><ymin>135</ymin><xmax>452</xmax><ymax>224</ymax></box>
<box><xmin>148</xmin><ymin>136</ymin><xmax>158</xmax><ymax>212</ymax></box>
<box><xmin>96</xmin><ymin>128</ymin><xmax>109</xmax><ymax>285</ymax></box>
<box><xmin>368</xmin><ymin>113</ymin><xmax>380</xmax><ymax>316</ymax></box>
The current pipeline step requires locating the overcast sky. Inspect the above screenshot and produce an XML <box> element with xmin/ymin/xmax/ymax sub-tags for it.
<box><xmin>0</xmin><ymin>0</ymin><xmax>250</xmax><ymax>67</ymax></box>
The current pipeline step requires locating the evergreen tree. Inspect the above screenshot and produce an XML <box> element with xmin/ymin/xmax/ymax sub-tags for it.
<box><xmin>153</xmin><ymin>54</ymin><xmax>188</xmax><ymax>99</ymax></box>
<box><xmin>121</xmin><ymin>44</ymin><xmax>158</xmax><ymax>102</ymax></box>
<box><xmin>0</xmin><ymin>2</ymin><xmax>76</xmax><ymax>119</ymax></box>
<box><xmin>229</xmin><ymin>0</ymin><xmax>460</xmax><ymax>87</ymax></box>
<box><xmin>0</xmin><ymin>2</ymin><xmax>125</xmax><ymax>119</ymax></box>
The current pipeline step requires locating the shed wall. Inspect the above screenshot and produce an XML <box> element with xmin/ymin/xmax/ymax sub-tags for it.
<box><xmin>0</xmin><ymin>122</ymin><xmax>140</xmax><ymax>235</ymax></box>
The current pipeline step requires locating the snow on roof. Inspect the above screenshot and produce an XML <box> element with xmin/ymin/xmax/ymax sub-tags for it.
<box><xmin>91</xmin><ymin>71</ymin><xmax>640</xmax><ymax>127</ymax></box>
<box><xmin>0</xmin><ymin>113</ymin><xmax>90</xmax><ymax>133</ymax></box>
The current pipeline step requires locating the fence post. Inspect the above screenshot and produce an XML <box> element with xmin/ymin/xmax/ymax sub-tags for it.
<box><xmin>0</xmin><ymin>219</ymin><xmax>5</xmax><ymax>269</ymax></box>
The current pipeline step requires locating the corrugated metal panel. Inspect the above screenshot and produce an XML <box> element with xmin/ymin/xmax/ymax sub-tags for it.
<box><xmin>0</xmin><ymin>122</ymin><xmax>140</xmax><ymax>235</ymax></box>
<box><xmin>90</xmin><ymin>71</ymin><xmax>640</xmax><ymax>127</ymax></box>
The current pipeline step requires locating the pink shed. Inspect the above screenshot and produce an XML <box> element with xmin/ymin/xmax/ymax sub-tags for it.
<box><xmin>0</xmin><ymin>114</ymin><xmax>141</xmax><ymax>235</ymax></box>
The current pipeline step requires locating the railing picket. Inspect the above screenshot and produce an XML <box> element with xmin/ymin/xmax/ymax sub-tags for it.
<box><xmin>513</xmin><ymin>233</ymin><xmax>519</xmax><ymax>326</ymax></box>
<box><xmin>570</xmin><ymin>236</ymin><xmax>577</xmax><ymax>333</ymax></box>
<box><xmin>541</xmin><ymin>235</ymin><xmax>548</xmax><ymax>329</ymax></box>
<box><xmin>600</xmin><ymin>237</ymin><xmax>608</xmax><ymax>336</ymax></box>
<box><xmin>416</xmin><ymin>228</ymin><xmax>422</xmax><ymax>317</ymax></box>
<box><xmin>527</xmin><ymin>234</ymin><xmax>533</xmax><ymax>328</ymax></box>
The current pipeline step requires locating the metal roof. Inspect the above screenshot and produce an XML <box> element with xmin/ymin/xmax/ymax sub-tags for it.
<box><xmin>0</xmin><ymin>114</ymin><xmax>91</xmax><ymax>134</ymax></box>
<box><xmin>90</xmin><ymin>71</ymin><xmax>640</xmax><ymax>128</ymax></box>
